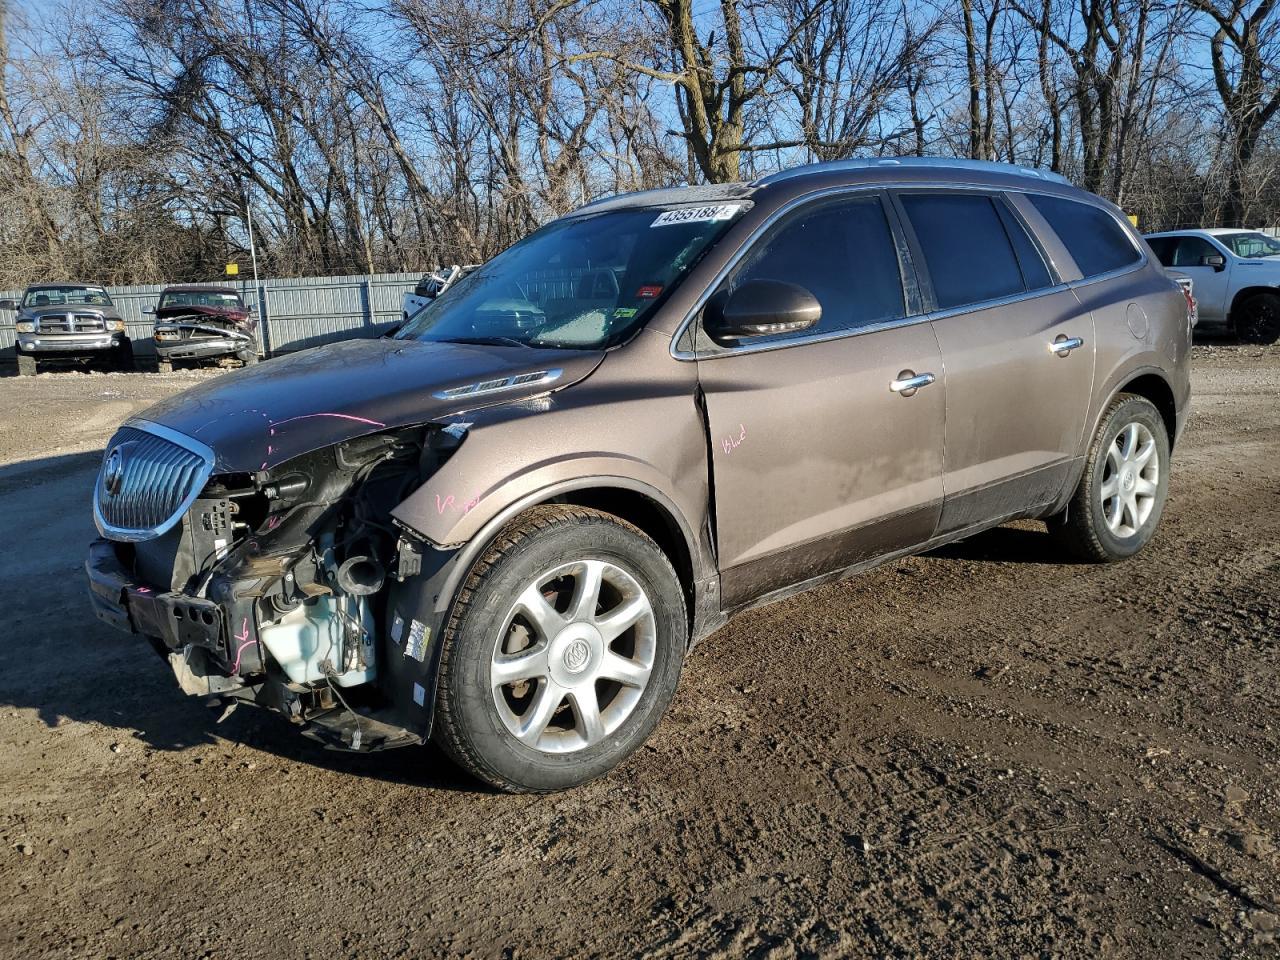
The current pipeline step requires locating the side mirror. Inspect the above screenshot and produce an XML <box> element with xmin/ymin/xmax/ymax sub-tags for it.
<box><xmin>0</xmin><ymin>299</ymin><xmax>16</xmax><ymax>311</ymax></box>
<box><xmin>703</xmin><ymin>279</ymin><xmax>822</xmax><ymax>344</ymax></box>
<box><xmin>142</xmin><ymin>305</ymin><xmax>155</xmax><ymax>315</ymax></box>
<box><xmin>1200</xmin><ymin>254</ymin><xmax>1226</xmax><ymax>271</ymax></box>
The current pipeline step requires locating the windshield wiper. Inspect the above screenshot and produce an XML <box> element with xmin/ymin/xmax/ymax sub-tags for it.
<box><xmin>440</xmin><ymin>335</ymin><xmax>529</xmax><ymax>348</ymax></box>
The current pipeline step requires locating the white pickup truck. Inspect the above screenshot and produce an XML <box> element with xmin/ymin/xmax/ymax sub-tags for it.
<box><xmin>399</xmin><ymin>264</ymin><xmax>479</xmax><ymax>325</ymax></box>
<box><xmin>1144</xmin><ymin>229</ymin><xmax>1280</xmax><ymax>342</ymax></box>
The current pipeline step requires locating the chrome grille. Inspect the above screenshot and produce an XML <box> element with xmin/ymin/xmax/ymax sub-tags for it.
<box><xmin>94</xmin><ymin>423</ymin><xmax>215</xmax><ymax>542</ymax></box>
<box><xmin>38</xmin><ymin>313</ymin><xmax>105</xmax><ymax>333</ymax></box>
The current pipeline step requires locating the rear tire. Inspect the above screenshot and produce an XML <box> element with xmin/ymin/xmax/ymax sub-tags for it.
<box><xmin>1048</xmin><ymin>394</ymin><xmax>1170</xmax><ymax>562</ymax></box>
<box><xmin>433</xmin><ymin>505</ymin><xmax>687</xmax><ymax>793</ymax></box>
<box><xmin>1234</xmin><ymin>292</ymin><xmax>1280</xmax><ymax>344</ymax></box>
<box><xmin>16</xmin><ymin>352</ymin><xmax>37</xmax><ymax>376</ymax></box>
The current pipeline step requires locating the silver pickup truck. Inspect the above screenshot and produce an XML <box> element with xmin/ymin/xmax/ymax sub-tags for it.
<box><xmin>2</xmin><ymin>282</ymin><xmax>135</xmax><ymax>375</ymax></box>
<box><xmin>1144</xmin><ymin>229</ymin><xmax>1280</xmax><ymax>342</ymax></box>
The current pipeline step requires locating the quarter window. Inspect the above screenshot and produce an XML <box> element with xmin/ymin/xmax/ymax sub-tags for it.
<box><xmin>1028</xmin><ymin>194</ymin><xmax>1141</xmax><ymax>278</ymax></box>
<box><xmin>719</xmin><ymin>195</ymin><xmax>905</xmax><ymax>342</ymax></box>
<box><xmin>899</xmin><ymin>193</ymin><xmax>1026</xmax><ymax>310</ymax></box>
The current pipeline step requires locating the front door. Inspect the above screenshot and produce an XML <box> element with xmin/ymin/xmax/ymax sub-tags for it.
<box><xmin>1167</xmin><ymin>235</ymin><xmax>1232</xmax><ymax>323</ymax></box>
<box><xmin>694</xmin><ymin>192</ymin><xmax>946</xmax><ymax>608</ymax></box>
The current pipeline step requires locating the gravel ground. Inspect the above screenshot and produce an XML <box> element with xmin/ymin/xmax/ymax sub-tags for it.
<box><xmin>0</xmin><ymin>344</ymin><xmax>1277</xmax><ymax>959</ymax></box>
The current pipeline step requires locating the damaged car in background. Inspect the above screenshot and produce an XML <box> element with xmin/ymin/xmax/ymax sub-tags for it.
<box><xmin>146</xmin><ymin>284</ymin><xmax>259</xmax><ymax>371</ymax></box>
<box><xmin>87</xmin><ymin>158</ymin><xmax>1191</xmax><ymax>793</ymax></box>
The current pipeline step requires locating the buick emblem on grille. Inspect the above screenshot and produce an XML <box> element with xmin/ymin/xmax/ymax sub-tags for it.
<box><xmin>103</xmin><ymin>447</ymin><xmax>126</xmax><ymax>496</ymax></box>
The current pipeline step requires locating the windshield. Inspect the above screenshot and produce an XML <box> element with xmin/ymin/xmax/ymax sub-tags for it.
<box><xmin>23</xmin><ymin>286</ymin><xmax>111</xmax><ymax>307</ymax></box>
<box><xmin>159</xmin><ymin>290</ymin><xmax>244</xmax><ymax>309</ymax></box>
<box><xmin>1220</xmin><ymin>232</ymin><xmax>1280</xmax><ymax>259</ymax></box>
<box><xmin>394</xmin><ymin>203</ymin><xmax>746</xmax><ymax>349</ymax></box>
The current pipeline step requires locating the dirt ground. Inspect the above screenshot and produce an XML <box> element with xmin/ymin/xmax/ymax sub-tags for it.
<box><xmin>0</xmin><ymin>344</ymin><xmax>1277</xmax><ymax>960</ymax></box>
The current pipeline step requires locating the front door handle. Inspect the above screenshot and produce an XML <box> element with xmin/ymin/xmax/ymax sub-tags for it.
<box><xmin>1049</xmin><ymin>335</ymin><xmax>1084</xmax><ymax>357</ymax></box>
<box><xmin>890</xmin><ymin>370</ymin><xmax>936</xmax><ymax>397</ymax></box>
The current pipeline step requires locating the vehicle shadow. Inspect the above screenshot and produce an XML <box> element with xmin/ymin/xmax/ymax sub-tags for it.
<box><xmin>0</xmin><ymin>449</ymin><xmax>487</xmax><ymax>793</ymax></box>
<box><xmin>924</xmin><ymin>523</ymin><xmax>1080</xmax><ymax>566</ymax></box>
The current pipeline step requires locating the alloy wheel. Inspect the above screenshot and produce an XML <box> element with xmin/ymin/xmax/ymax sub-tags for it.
<box><xmin>1101</xmin><ymin>421</ymin><xmax>1159</xmax><ymax>538</ymax></box>
<box><xmin>490</xmin><ymin>559</ymin><xmax>657</xmax><ymax>754</ymax></box>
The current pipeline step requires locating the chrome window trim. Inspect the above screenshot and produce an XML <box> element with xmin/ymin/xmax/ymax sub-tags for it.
<box><xmin>93</xmin><ymin>419</ymin><xmax>216</xmax><ymax>543</ymax></box>
<box><xmin>431</xmin><ymin>367</ymin><xmax>563</xmax><ymax>400</ymax></box>
<box><xmin>671</xmin><ymin>179</ymin><xmax>1133</xmax><ymax>361</ymax></box>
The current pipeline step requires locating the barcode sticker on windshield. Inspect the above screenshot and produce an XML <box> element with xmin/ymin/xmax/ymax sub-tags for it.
<box><xmin>650</xmin><ymin>204</ymin><xmax>741</xmax><ymax>228</ymax></box>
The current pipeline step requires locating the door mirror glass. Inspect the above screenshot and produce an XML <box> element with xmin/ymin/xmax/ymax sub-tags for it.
<box><xmin>704</xmin><ymin>279</ymin><xmax>822</xmax><ymax>344</ymax></box>
<box><xmin>1200</xmin><ymin>254</ymin><xmax>1226</xmax><ymax>271</ymax></box>
<box><xmin>142</xmin><ymin>305</ymin><xmax>155</xmax><ymax>315</ymax></box>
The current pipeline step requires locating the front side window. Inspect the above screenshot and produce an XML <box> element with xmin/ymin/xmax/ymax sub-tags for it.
<box><xmin>1169</xmin><ymin>237</ymin><xmax>1219</xmax><ymax>268</ymax></box>
<box><xmin>899</xmin><ymin>193</ymin><xmax>1025</xmax><ymax>310</ymax></box>
<box><xmin>23</xmin><ymin>286</ymin><xmax>112</xmax><ymax>307</ymax></box>
<box><xmin>396</xmin><ymin>203</ymin><xmax>745</xmax><ymax>350</ymax></box>
<box><xmin>1028</xmin><ymin>194</ymin><xmax>1141</xmax><ymax>279</ymax></box>
<box><xmin>1218</xmin><ymin>231</ymin><xmax>1280</xmax><ymax>259</ymax></box>
<box><xmin>714</xmin><ymin>194</ymin><xmax>905</xmax><ymax>343</ymax></box>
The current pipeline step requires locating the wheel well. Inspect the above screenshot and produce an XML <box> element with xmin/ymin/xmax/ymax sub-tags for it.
<box><xmin>551</xmin><ymin>487</ymin><xmax>696</xmax><ymax>611</ymax></box>
<box><xmin>1119</xmin><ymin>373</ymin><xmax>1177</xmax><ymax>448</ymax></box>
<box><xmin>1228</xmin><ymin>285</ymin><xmax>1279</xmax><ymax>323</ymax></box>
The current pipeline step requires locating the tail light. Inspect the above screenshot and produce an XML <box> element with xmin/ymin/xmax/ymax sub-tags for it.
<box><xmin>1174</xmin><ymin>277</ymin><xmax>1197</xmax><ymax>329</ymax></box>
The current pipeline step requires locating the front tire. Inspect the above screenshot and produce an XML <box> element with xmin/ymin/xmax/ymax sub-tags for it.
<box><xmin>1048</xmin><ymin>394</ymin><xmax>1170</xmax><ymax>562</ymax></box>
<box><xmin>434</xmin><ymin>505</ymin><xmax>687</xmax><ymax>793</ymax></box>
<box><xmin>16</xmin><ymin>352</ymin><xmax>37</xmax><ymax>376</ymax></box>
<box><xmin>1235</xmin><ymin>292</ymin><xmax>1280</xmax><ymax>344</ymax></box>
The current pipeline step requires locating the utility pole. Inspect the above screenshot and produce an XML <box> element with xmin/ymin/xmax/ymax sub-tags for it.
<box><xmin>244</xmin><ymin>188</ymin><xmax>265</xmax><ymax>357</ymax></box>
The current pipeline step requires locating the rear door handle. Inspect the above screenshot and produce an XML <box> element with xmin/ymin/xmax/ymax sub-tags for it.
<box><xmin>889</xmin><ymin>371</ymin><xmax>936</xmax><ymax>397</ymax></box>
<box><xmin>1049</xmin><ymin>335</ymin><xmax>1084</xmax><ymax>356</ymax></box>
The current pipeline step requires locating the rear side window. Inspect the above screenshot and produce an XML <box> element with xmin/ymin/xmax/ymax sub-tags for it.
<box><xmin>899</xmin><ymin>193</ymin><xmax>1025</xmax><ymax>310</ymax></box>
<box><xmin>1029</xmin><ymin>194</ymin><xmax>1141</xmax><ymax>278</ymax></box>
<box><xmin>724</xmin><ymin>195</ymin><xmax>904</xmax><ymax>340</ymax></box>
<box><xmin>996</xmin><ymin>201</ymin><xmax>1054</xmax><ymax>291</ymax></box>
<box><xmin>1146</xmin><ymin>236</ymin><xmax>1176</xmax><ymax>266</ymax></box>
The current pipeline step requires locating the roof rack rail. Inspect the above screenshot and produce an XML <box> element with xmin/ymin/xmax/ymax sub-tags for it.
<box><xmin>754</xmin><ymin>156</ymin><xmax>1071</xmax><ymax>187</ymax></box>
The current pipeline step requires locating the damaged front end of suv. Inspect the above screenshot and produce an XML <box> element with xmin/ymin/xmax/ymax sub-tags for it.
<box><xmin>88</xmin><ymin>419</ymin><xmax>470</xmax><ymax>749</ymax></box>
<box><xmin>84</xmin><ymin>335</ymin><xmax>609</xmax><ymax>752</ymax></box>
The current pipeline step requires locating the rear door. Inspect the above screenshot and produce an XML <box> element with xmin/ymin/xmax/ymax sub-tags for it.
<box><xmin>893</xmin><ymin>190</ymin><xmax>1095</xmax><ymax>534</ymax></box>
<box><xmin>694</xmin><ymin>191</ymin><xmax>946</xmax><ymax>607</ymax></box>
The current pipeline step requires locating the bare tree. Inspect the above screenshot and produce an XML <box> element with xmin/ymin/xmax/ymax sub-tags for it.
<box><xmin>1189</xmin><ymin>0</ymin><xmax>1280</xmax><ymax>225</ymax></box>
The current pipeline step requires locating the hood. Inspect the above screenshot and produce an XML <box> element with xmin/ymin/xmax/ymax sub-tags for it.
<box><xmin>129</xmin><ymin>336</ymin><xmax>605</xmax><ymax>472</ymax></box>
<box><xmin>155</xmin><ymin>303</ymin><xmax>251</xmax><ymax>325</ymax></box>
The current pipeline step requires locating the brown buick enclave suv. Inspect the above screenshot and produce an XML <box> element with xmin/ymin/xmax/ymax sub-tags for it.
<box><xmin>86</xmin><ymin>159</ymin><xmax>1192</xmax><ymax>792</ymax></box>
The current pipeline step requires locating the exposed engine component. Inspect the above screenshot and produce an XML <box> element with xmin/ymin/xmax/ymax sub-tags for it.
<box><xmin>258</xmin><ymin>594</ymin><xmax>375</xmax><ymax>688</ymax></box>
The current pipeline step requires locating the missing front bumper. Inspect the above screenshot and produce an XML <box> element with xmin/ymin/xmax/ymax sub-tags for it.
<box><xmin>84</xmin><ymin>536</ymin><xmax>452</xmax><ymax>753</ymax></box>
